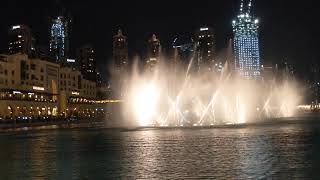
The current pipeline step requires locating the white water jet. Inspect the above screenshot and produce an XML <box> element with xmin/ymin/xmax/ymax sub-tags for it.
<box><xmin>118</xmin><ymin>47</ymin><xmax>302</xmax><ymax>127</ymax></box>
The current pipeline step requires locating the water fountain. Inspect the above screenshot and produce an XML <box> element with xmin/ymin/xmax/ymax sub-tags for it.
<box><xmin>119</xmin><ymin>42</ymin><xmax>302</xmax><ymax>127</ymax></box>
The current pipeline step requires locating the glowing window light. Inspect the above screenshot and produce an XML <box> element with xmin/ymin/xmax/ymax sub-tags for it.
<box><xmin>13</xmin><ymin>91</ymin><xmax>21</xmax><ymax>94</ymax></box>
<box><xmin>71</xmin><ymin>91</ymin><xmax>80</xmax><ymax>96</ymax></box>
<box><xmin>12</xmin><ymin>25</ymin><xmax>21</xmax><ymax>30</ymax></box>
<box><xmin>33</xmin><ymin>86</ymin><xmax>45</xmax><ymax>91</ymax></box>
<box><xmin>67</xmin><ymin>59</ymin><xmax>75</xmax><ymax>63</ymax></box>
<box><xmin>200</xmin><ymin>27</ymin><xmax>209</xmax><ymax>31</ymax></box>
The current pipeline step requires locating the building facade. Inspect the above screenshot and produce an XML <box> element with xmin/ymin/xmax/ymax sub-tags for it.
<box><xmin>195</xmin><ymin>27</ymin><xmax>216</xmax><ymax>73</ymax></box>
<box><xmin>59</xmin><ymin>66</ymin><xmax>97</xmax><ymax>117</ymax></box>
<box><xmin>77</xmin><ymin>44</ymin><xmax>96</xmax><ymax>81</ymax></box>
<box><xmin>0</xmin><ymin>54</ymin><xmax>59</xmax><ymax>118</ymax></box>
<box><xmin>8</xmin><ymin>25</ymin><xmax>35</xmax><ymax>56</ymax></box>
<box><xmin>0</xmin><ymin>54</ymin><xmax>100</xmax><ymax>119</ymax></box>
<box><xmin>232</xmin><ymin>0</ymin><xmax>261</xmax><ymax>79</ymax></box>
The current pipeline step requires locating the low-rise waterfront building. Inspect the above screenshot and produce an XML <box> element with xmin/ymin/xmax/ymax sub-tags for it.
<box><xmin>0</xmin><ymin>53</ymin><xmax>113</xmax><ymax>121</ymax></box>
<box><xmin>0</xmin><ymin>53</ymin><xmax>59</xmax><ymax>119</ymax></box>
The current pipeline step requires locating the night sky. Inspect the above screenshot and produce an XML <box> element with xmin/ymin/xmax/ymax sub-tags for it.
<box><xmin>0</xmin><ymin>0</ymin><xmax>318</xmax><ymax>78</ymax></box>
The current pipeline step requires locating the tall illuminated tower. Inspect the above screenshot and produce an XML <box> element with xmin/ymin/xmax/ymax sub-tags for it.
<box><xmin>50</xmin><ymin>16</ymin><xmax>70</xmax><ymax>63</ymax></box>
<box><xmin>232</xmin><ymin>0</ymin><xmax>261</xmax><ymax>79</ymax></box>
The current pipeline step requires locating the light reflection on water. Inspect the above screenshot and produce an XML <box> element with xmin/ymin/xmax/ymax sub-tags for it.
<box><xmin>0</xmin><ymin>120</ymin><xmax>319</xmax><ymax>179</ymax></box>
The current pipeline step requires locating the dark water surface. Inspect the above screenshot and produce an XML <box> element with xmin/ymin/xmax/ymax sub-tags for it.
<box><xmin>1</xmin><ymin>119</ymin><xmax>320</xmax><ymax>179</ymax></box>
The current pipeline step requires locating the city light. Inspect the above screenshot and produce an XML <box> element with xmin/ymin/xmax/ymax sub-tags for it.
<box><xmin>67</xmin><ymin>59</ymin><xmax>76</xmax><ymax>63</ymax></box>
<box><xmin>71</xmin><ymin>91</ymin><xmax>80</xmax><ymax>95</ymax></box>
<box><xmin>233</xmin><ymin>1</ymin><xmax>261</xmax><ymax>79</ymax></box>
<box><xmin>0</xmin><ymin>0</ymin><xmax>310</xmax><ymax>128</ymax></box>
<box><xmin>32</xmin><ymin>86</ymin><xmax>45</xmax><ymax>91</ymax></box>
<box><xmin>12</xmin><ymin>25</ymin><xmax>21</xmax><ymax>30</ymax></box>
<box><xmin>200</xmin><ymin>27</ymin><xmax>209</xmax><ymax>31</ymax></box>
<box><xmin>13</xmin><ymin>91</ymin><xmax>21</xmax><ymax>94</ymax></box>
<box><xmin>0</xmin><ymin>0</ymin><xmax>318</xmax><ymax>179</ymax></box>
<box><xmin>50</xmin><ymin>16</ymin><xmax>68</xmax><ymax>61</ymax></box>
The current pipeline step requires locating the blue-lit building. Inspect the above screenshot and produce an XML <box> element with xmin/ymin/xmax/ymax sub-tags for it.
<box><xmin>232</xmin><ymin>0</ymin><xmax>261</xmax><ymax>79</ymax></box>
<box><xmin>50</xmin><ymin>16</ymin><xmax>70</xmax><ymax>63</ymax></box>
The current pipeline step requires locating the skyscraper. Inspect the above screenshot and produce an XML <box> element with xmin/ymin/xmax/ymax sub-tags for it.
<box><xmin>112</xmin><ymin>29</ymin><xmax>128</xmax><ymax>98</ymax></box>
<box><xmin>77</xmin><ymin>44</ymin><xmax>96</xmax><ymax>81</ymax></box>
<box><xmin>49</xmin><ymin>16</ymin><xmax>70</xmax><ymax>63</ymax></box>
<box><xmin>232</xmin><ymin>0</ymin><xmax>261</xmax><ymax>79</ymax></box>
<box><xmin>146</xmin><ymin>34</ymin><xmax>161</xmax><ymax>72</ymax></box>
<box><xmin>195</xmin><ymin>27</ymin><xmax>216</xmax><ymax>72</ymax></box>
<box><xmin>113</xmin><ymin>29</ymin><xmax>128</xmax><ymax>72</ymax></box>
<box><xmin>8</xmin><ymin>25</ymin><xmax>35</xmax><ymax>55</ymax></box>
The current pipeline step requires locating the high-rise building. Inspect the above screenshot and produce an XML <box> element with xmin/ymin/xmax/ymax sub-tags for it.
<box><xmin>195</xmin><ymin>27</ymin><xmax>216</xmax><ymax>72</ymax></box>
<box><xmin>77</xmin><ymin>44</ymin><xmax>96</xmax><ymax>81</ymax></box>
<box><xmin>112</xmin><ymin>29</ymin><xmax>128</xmax><ymax>97</ymax></box>
<box><xmin>146</xmin><ymin>34</ymin><xmax>161</xmax><ymax>72</ymax></box>
<box><xmin>8</xmin><ymin>25</ymin><xmax>35</xmax><ymax>55</ymax></box>
<box><xmin>232</xmin><ymin>0</ymin><xmax>261</xmax><ymax>79</ymax></box>
<box><xmin>49</xmin><ymin>16</ymin><xmax>70</xmax><ymax>63</ymax></box>
<box><xmin>113</xmin><ymin>29</ymin><xmax>128</xmax><ymax>72</ymax></box>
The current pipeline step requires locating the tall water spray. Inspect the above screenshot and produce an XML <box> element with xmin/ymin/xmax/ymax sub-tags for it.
<box><xmin>121</xmin><ymin>48</ymin><xmax>301</xmax><ymax>127</ymax></box>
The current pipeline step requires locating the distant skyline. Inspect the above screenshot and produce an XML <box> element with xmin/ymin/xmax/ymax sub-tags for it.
<box><xmin>0</xmin><ymin>0</ymin><xmax>318</xmax><ymax>77</ymax></box>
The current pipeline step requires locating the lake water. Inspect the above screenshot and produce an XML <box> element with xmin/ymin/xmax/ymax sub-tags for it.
<box><xmin>0</xmin><ymin>119</ymin><xmax>320</xmax><ymax>179</ymax></box>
